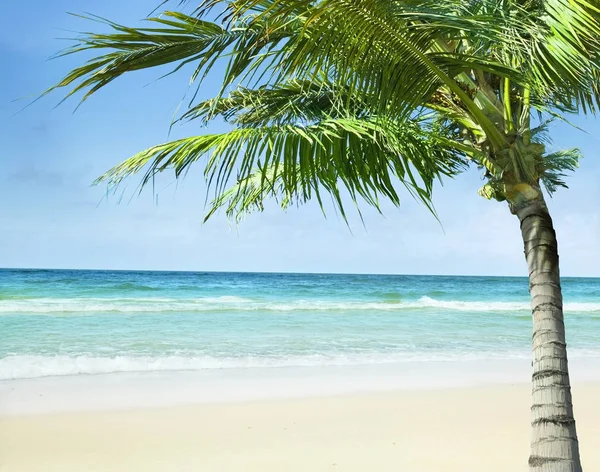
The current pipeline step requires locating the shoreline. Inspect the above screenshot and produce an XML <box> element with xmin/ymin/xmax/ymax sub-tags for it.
<box><xmin>3</xmin><ymin>357</ymin><xmax>600</xmax><ymax>416</ymax></box>
<box><xmin>1</xmin><ymin>383</ymin><xmax>599</xmax><ymax>471</ymax></box>
<box><xmin>0</xmin><ymin>359</ymin><xmax>538</xmax><ymax>416</ymax></box>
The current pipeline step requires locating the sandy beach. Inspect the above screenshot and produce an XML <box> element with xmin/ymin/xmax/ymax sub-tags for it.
<box><xmin>1</xmin><ymin>382</ymin><xmax>599</xmax><ymax>472</ymax></box>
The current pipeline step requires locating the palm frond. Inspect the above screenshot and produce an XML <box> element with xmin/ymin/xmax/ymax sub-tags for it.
<box><xmin>45</xmin><ymin>10</ymin><xmax>297</xmax><ymax>105</ymax></box>
<box><xmin>539</xmin><ymin>148</ymin><xmax>582</xmax><ymax>194</ymax></box>
<box><xmin>96</xmin><ymin>116</ymin><xmax>467</xmax><ymax>221</ymax></box>
<box><xmin>180</xmin><ymin>78</ymin><xmax>370</xmax><ymax>126</ymax></box>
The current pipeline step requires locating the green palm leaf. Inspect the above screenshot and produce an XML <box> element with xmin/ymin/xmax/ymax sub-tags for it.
<box><xmin>96</xmin><ymin>115</ymin><xmax>466</xmax><ymax>221</ymax></box>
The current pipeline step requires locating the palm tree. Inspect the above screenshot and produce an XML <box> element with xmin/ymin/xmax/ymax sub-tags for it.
<box><xmin>46</xmin><ymin>1</ymin><xmax>600</xmax><ymax>469</ymax></box>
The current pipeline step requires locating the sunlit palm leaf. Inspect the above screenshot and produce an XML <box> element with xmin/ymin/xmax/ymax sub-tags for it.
<box><xmin>180</xmin><ymin>78</ymin><xmax>370</xmax><ymax>126</ymax></box>
<box><xmin>96</xmin><ymin>116</ymin><xmax>466</xmax><ymax>221</ymax></box>
<box><xmin>46</xmin><ymin>11</ymin><xmax>298</xmax><ymax>105</ymax></box>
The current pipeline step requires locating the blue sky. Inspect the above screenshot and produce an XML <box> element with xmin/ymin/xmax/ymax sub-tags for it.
<box><xmin>1</xmin><ymin>0</ymin><xmax>599</xmax><ymax>276</ymax></box>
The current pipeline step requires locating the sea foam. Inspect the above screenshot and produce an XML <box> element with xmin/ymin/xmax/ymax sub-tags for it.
<box><xmin>0</xmin><ymin>352</ymin><xmax>535</xmax><ymax>380</ymax></box>
<box><xmin>2</xmin><ymin>296</ymin><xmax>600</xmax><ymax>314</ymax></box>
<box><xmin>4</xmin><ymin>349</ymin><xmax>600</xmax><ymax>380</ymax></box>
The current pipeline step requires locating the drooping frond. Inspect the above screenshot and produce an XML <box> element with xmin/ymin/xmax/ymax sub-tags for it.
<box><xmin>96</xmin><ymin>116</ymin><xmax>467</xmax><ymax>221</ymax></box>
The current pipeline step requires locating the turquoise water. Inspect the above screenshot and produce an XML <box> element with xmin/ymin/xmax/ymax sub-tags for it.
<box><xmin>1</xmin><ymin>269</ymin><xmax>600</xmax><ymax>380</ymax></box>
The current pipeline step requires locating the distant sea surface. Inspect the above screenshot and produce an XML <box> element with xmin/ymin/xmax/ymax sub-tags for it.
<box><xmin>1</xmin><ymin>269</ymin><xmax>600</xmax><ymax>380</ymax></box>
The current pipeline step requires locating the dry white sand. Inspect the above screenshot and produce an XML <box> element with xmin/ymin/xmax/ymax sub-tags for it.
<box><xmin>1</xmin><ymin>383</ymin><xmax>599</xmax><ymax>472</ymax></box>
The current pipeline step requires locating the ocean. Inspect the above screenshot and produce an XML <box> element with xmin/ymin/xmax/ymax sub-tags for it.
<box><xmin>2</xmin><ymin>269</ymin><xmax>600</xmax><ymax>382</ymax></box>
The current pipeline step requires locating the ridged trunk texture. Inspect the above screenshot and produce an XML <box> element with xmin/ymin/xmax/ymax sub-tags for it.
<box><xmin>516</xmin><ymin>198</ymin><xmax>582</xmax><ymax>472</ymax></box>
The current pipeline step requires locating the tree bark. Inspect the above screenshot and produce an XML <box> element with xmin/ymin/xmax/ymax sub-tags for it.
<box><xmin>515</xmin><ymin>197</ymin><xmax>582</xmax><ymax>472</ymax></box>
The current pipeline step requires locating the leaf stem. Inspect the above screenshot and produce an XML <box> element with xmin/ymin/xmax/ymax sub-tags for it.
<box><xmin>504</xmin><ymin>78</ymin><xmax>513</xmax><ymax>133</ymax></box>
<box><xmin>522</xmin><ymin>86</ymin><xmax>531</xmax><ymax>145</ymax></box>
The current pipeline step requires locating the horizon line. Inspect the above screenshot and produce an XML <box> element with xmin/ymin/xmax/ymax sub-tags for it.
<box><xmin>1</xmin><ymin>266</ymin><xmax>598</xmax><ymax>279</ymax></box>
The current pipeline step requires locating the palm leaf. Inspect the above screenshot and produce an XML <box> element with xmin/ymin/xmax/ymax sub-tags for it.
<box><xmin>180</xmin><ymin>78</ymin><xmax>372</xmax><ymax>126</ymax></box>
<box><xmin>539</xmin><ymin>148</ymin><xmax>582</xmax><ymax>194</ymax></box>
<box><xmin>45</xmin><ymin>11</ymin><xmax>297</xmax><ymax>105</ymax></box>
<box><xmin>96</xmin><ymin>116</ymin><xmax>467</xmax><ymax>221</ymax></box>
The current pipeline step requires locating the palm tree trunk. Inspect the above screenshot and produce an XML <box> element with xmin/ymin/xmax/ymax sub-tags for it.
<box><xmin>515</xmin><ymin>197</ymin><xmax>582</xmax><ymax>472</ymax></box>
